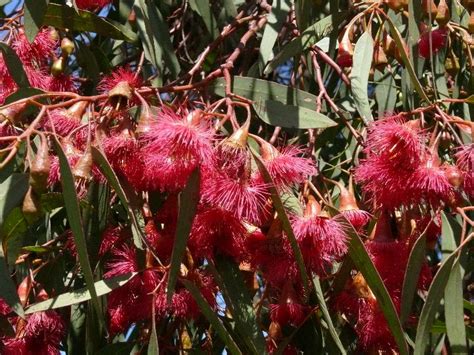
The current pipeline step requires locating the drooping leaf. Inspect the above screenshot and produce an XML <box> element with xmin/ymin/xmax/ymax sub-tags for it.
<box><xmin>441</xmin><ymin>212</ymin><xmax>467</xmax><ymax>352</ymax></box>
<box><xmin>182</xmin><ymin>279</ymin><xmax>242</xmax><ymax>355</ymax></box>
<box><xmin>210</xmin><ymin>77</ymin><xmax>336</xmax><ymax>129</ymax></box>
<box><xmin>413</xmin><ymin>214</ymin><xmax>471</xmax><ymax>355</ymax></box>
<box><xmin>313</xmin><ymin>275</ymin><xmax>346</xmax><ymax>355</ymax></box>
<box><xmin>189</xmin><ymin>0</ymin><xmax>219</xmax><ymax>39</ymax></box>
<box><xmin>264</xmin><ymin>12</ymin><xmax>345</xmax><ymax>75</ymax></box>
<box><xmin>214</xmin><ymin>257</ymin><xmax>266</xmax><ymax>354</ymax></box>
<box><xmin>4</xmin><ymin>88</ymin><xmax>45</xmax><ymax>104</ymax></box>
<box><xmin>133</xmin><ymin>0</ymin><xmax>181</xmax><ymax>80</ymax></box>
<box><xmin>166</xmin><ymin>168</ymin><xmax>200</xmax><ymax>301</ymax></box>
<box><xmin>400</xmin><ymin>231</ymin><xmax>427</xmax><ymax>324</ymax></box>
<box><xmin>24</xmin><ymin>0</ymin><xmax>49</xmax><ymax>43</ymax></box>
<box><xmin>250</xmin><ymin>148</ymin><xmax>311</xmax><ymax>299</ymax></box>
<box><xmin>25</xmin><ymin>273</ymin><xmax>137</xmax><ymax>314</ymax></box>
<box><xmin>91</xmin><ymin>147</ymin><xmax>144</xmax><ymax>250</ymax></box>
<box><xmin>0</xmin><ymin>247</ymin><xmax>24</xmax><ymax>318</ymax></box>
<box><xmin>350</xmin><ymin>31</ymin><xmax>374</xmax><ymax>125</ymax></box>
<box><xmin>0</xmin><ymin>43</ymin><xmax>30</xmax><ymax>88</ymax></box>
<box><xmin>343</xmin><ymin>218</ymin><xmax>409</xmax><ymax>355</ymax></box>
<box><xmin>43</xmin><ymin>4</ymin><xmax>137</xmax><ymax>43</ymax></box>
<box><xmin>0</xmin><ymin>173</ymin><xmax>29</xmax><ymax>226</ymax></box>
<box><xmin>53</xmin><ymin>139</ymin><xmax>102</xmax><ymax>323</ymax></box>
<box><xmin>257</xmin><ymin>0</ymin><xmax>291</xmax><ymax>72</ymax></box>
<box><xmin>148</xmin><ymin>300</ymin><xmax>159</xmax><ymax>355</ymax></box>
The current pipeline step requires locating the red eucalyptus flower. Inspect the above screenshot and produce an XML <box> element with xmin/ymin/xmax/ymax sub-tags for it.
<box><xmin>76</xmin><ymin>0</ymin><xmax>113</xmax><ymax>11</ymax></box>
<box><xmin>418</xmin><ymin>28</ymin><xmax>448</xmax><ymax>58</ymax></box>
<box><xmin>292</xmin><ymin>196</ymin><xmax>348</xmax><ymax>273</ymax></box>
<box><xmin>256</xmin><ymin>138</ymin><xmax>316</xmax><ymax>190</ymax></box>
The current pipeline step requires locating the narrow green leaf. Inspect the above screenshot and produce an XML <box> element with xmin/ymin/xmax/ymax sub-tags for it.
<box><xmin>91</xmin><ymin>147</ymin><xmax>144</xmax><ymax>249</ymax></box>
<box><xmin>148</xmin><ymin>301</ymin><xmax>159</xmax><ymax>355</ymax></box>
<box><xmin>441</xmin><ymin>212</ymin><xmax>467</xmax><ymax>352</ymax></box>
<box><xmin>0</xmin><ymin>43</ymin><xmax>30</xmax><ymax>88</ymax></box>
<box><xmin>374</xmin><ymin>69</ymin><xmax>397</xmax><ymax>117</ymax></box>
<box><xmin>189</xmin><ymin>0</ymin><xmax>219</xmax><ymax>39</ymax></box>
<box><xmin>4</xmin><ymin>88</ymin><xmax>44</xmax><ymax>104</ymax></box>
<box><xmin>43</xmin><ymin>4</ymin><xmax>137</xmax><ymax>43</ymax></box>
<box><xmin>53</xmin><ymin>139</ymin><xmax>102</xmax><ymax>322</ymax></box>
<box><xmin>400</xmin><ymin>231</ymin><xmax>427</xmax><ymax>324</ymax></box>
<box><xmin>0</xmin><ymin>173</ymin><xmax>29</xmax><ymax>226</ymax></box>
<box><xmin>313</xmin><ymin>276</ymin><xmax>346</xmax><ymax>355</ymax></box>
<box><xmin>24</xmin><ymin>0</ymin><xmax>49</xmax><ymax>43</ymax></box>
<box><xmin>210</xmin><ymin>77</ymin><xmax>336</xmax><ymax>129</ymax></box>
<box><xmin>214</xmin><ymin>258</ymin><xmax>266</xmax><ymax>354</ymax></box>
<box><xmin>384</xmin><ymin>15</ymin><xmax>430</xmax><ymax>103</ymax></box>
<box><xmin>250</xmin><ymin>148</ymin><xmax>311</xmax><ymax>299</ymax></box>
<box><xmin>133</xmin><ymin>0</ymin><xmax>181</xmax><ymax>79</ymax></box>
<box><xmin>255</xmin><ymin>100</ymin><xmax>337</xmax><ymax>129</ymax></box>
<box><xmin>343</xmin><ymin>218</ymin><xmax>409</xmax><ymax>355</ymax></box>
<box><xmin>0</xmin><ymin>247</ymin><xmax>24</xmax><ymax>318</ymax></box>
<box><xmin>25</xmin><ymin>273</ymin><xmax>137</xmax><ymax>314</ymax></box>
<box><xmin>350</xmin><ymin>31</ymin><xmax>374</xmax><ymax>125</ymax></box>
<box><xmin>182</xmin><ymin>279</ymin><xmax>242</xmax><ymax>355</ymax></box>
<box><xmin>166</xmin><ymin>168</ymin><xmax>200</xmax><ymax>301</ymax></box>
<box><xmin>257</xmin><ymin>0</ymin><xmax>291</xmax><ymax>72</ymax></box>
<box><xmin>414</xmin><ymin>222</ymin><xmax>472</xmax><ymax>355</ymax></box>
<box><xmin>264</xmin><ymin>12</ymin><xmax>345</xmax><ymax>75</ymax></box>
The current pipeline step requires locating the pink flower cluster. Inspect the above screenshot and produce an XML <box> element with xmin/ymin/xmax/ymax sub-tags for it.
<box><xmin>0</xmin><ymin>28</ymin><xmax>77</xmax><ymax>105</ymax></box>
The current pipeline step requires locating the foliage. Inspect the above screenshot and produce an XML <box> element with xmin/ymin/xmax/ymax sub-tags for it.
<box><xmin>0</xmin><ymin>0</ymin><xmax>473</xmax><ymax>354</ymax></box>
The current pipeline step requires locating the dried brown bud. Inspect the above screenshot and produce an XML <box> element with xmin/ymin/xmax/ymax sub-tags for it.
<box><xmin>224</xmin><ymin>120</ymin><xmax>250</xmax><ymax>149</ymax></box>
<box><xmin>422</xmin><ymin>0</ymin><xmax>438</xmax><ymax>18</ymax></box>
<box><xmin>444</xmin><ymin>165</ymin><xmax>464</xmax><ymax>188</ymax></box>
<box><xmin>268</xmin><ymin>322</ymin><xmax>282</xmax><ymax>340</ymax></box>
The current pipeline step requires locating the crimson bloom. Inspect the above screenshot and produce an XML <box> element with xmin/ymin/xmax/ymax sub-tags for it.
<box><xmin>76</xmin><ymin>0</ymin><xmax>113</xmax><ymax>11</ymax></box>
<box><xmin>418</xmin><ymin>28</ymin><xmax>447</xmax><ymax>58</ymax></box>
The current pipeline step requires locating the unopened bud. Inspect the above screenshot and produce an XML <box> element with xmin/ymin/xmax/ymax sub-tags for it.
<box><xmin>29</xmin><ymin>137</ymin><xmax>51</xmax><ymax>193</ymax></box>
<box><xmin>22</xmin><ymin>187</ymin><xmax>42</xmax><ymax>223</ymax></box>
<box><xmin>51</xmin><ymin>57</ymin><xmax>65</xmax><ymax>77</ymax></box>
<box><xmin>61</xmin><ymin>38</ymin><xmax>75</xmax><ymax>56</ymax></box>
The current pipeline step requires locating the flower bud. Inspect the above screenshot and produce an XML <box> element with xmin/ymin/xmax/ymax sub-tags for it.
<box><xmin>51</xmin><ymin>57</ymin><xmax>65</xmax><ymax>77</ymax></box>
<box><xmin>67</xmin><ymin>100</ymin><xmax>89</xmax><ymax>120</ymax></box>
<box><xmin>268</xmin><ymin>322</ymin><xmax>282</xmax><ymax>340</ymax></box>
<box><xmin>373</xmin><ymin>42</ymin><xmax>388</xmax><ymax>68</ymax></box>
<box><xmin>223</xmin><ymin>120</ymin><xmax>250</xmax><ymax>149</ymax></box>
<box><xmin>469</xmin><ymin>11</ymin><xmax>474</xmax><ymax>34</ymax></box>
<box><xmin>385</xmin><ymin>0</ymin><xmax>404</xmax><ymax>11</ymax></box>
<box><xmin>445</xmin><ymin>54</ymin><xmax>460</xmax><ymax>77</ymax></box>
<box><xmin>61</xmin><ymin>38</ymin><xmax>75</xmax><ymax>56</ymax></box>
<box><xmin>22</xmin><ymin>187</ymin><xmax>42</xmax><ymax>223</ymax></box>
<box><xmin>336</xmin><ymin>35</ymin><xmax>353</xmax><ymax>68</ymax></box>
<box><xmin>422</xmin><ymin>0</ymin><xmax>438</xmax><ymax>19</ymax></box>
<box><xmin>303</xmin><ymin>195</ymin><xmax>322</xmax><ymax>218</ymax></box>
<box><xmin>444</xmin><ymin>165</ymin><xmax>464</xmax><ymax>188</ymax></box>
<box><xmin>0</xmin><ymin>102</ymin><xmax>28</xmax><ymax>125</ymax></box>
<box><xmin>436</xmin><ymin>0</ymin><xmax>450</xmax><ymax>27</ymax></box>
<box><xmin>29</xmin><ymin>137</ymin><xmax>51</xmax><ymax>193</ymax></box>
<box><xmin>73</xmin><ymin>145</ymin><xmax>93</xmax><ymax>182</ymax></box>
<box><xmin>462</xmin><ymin>0</ymin><xmax>474</xmax><ymax>11</ymax></box>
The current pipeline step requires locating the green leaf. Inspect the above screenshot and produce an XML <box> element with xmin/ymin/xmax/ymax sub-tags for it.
<box><xmin>133</xmin><ymin>0</ymin><xmax>181</xmax><ymax>79</ymax></box>
<box><xmin>53</xmin><ymin>139</ymin><xmax>102</xmax><ymax>323</ymax></box>
<box><xmin>4</xmin><ymin>88</ymin><xmax>45</xmax><ymax>105</ymax></box>
<box><xmin>166</xmin><ymin>168</ymin><xmax>200</xmax><ymax>301</ymax></box>
<box><xmin>257</xmin><ymin>0</ymin><xmax>291</xmax><ymax>73</ymax></box>
<box><xmin>0</xmin><ymin>43</ymin><xmax>30</xmax><ymax>88</ymax></box>
<box><xmin>400</xmin><ymin>231</ymin><xmax>427</xmax><ymax>324</ymax></box>
<box><xmin>349</xmin><ymin>31</ymin><xmax>374</xmax><ymax>125</ymax></box>
<box><xmin>374</xmin><ymin>69</ymin><xmax>397</xmax><ymax>117</ymax></box>
<box><xmin>313</xmin><ymin>275</ymin><xmax>346</xmax><ymax>355</ymax></box>
<box><xmin>441</xmin><ymin>212</ymin><xmax>467</xmax><ymax>352</ymax></box>
<box><xmin>256</xmin><ymin>100</ymin><xmax>337</xmax><ymax>129</ymax></box>
<box><xmin>210</xmin><ymin>77</ymin><xmax>336</xmax><ymax>129</ymax></box>
<box><xmin>182</xmin><ymin>279</ymin><xmax>242</xmax><ymax>355</ymax></box>
<box><xmin>0</xmin><ymin>173</ymin><xmax>29</xmax><ymax>226</ymax></box>
<box><xmin>413</xmin><ymin>215</ymin><xmax>471</xmax><ymax>355</ymax></box>
<box><xmin>25</xmin><ymin>273</ymin><xmax>137</xmax><ymax>314</ymax></box>
<box><xmin>91</xmin><ymin>147</ymin><xmax>144</xmax><ymax>250</ymax></box>
<box><xmin>148</xmin><ymin>302</ymin><xmax>159</xmax><ymax>355</ymax></box>
<box><xmin>384</xmin><ymin>15</ymin><xmax>430</xmax><ymax>104</ymax></box>
<box><xmin>214</xmin><ymin>258</ymin><xmax>266</xmax><ymax>354</ymax></box>
<box><xmin>24</xmin><ymin>0</ymin><xmax>49</xmax><ymax>43</ymax></box>
<box><xmin>264</xmin><ymin>12</ymin><xmax>345</xmax><ymax>75</ymax></box>
<box><xmin>0</xmin><ymin>247</ymin><xmax>24</xmax><ymax>318</ymax></box>
<box><xmin>343</xmin><ymin>218</ymin><xmax>409</xmax><ymax>355</ymax></box>
<box><xmin>43</xmin><ymin>4</ymin><xmax>137</xmax><ymax>43</ymax></box>
<box><xmin>250</xmin><ymin>148</ymin><xmax>311</xmax><ymax>299</ymax></box>
<box><xmin>189</xmin><ymin>0</ymin><xmax>219</xmax><ymax>39</ymax></box>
